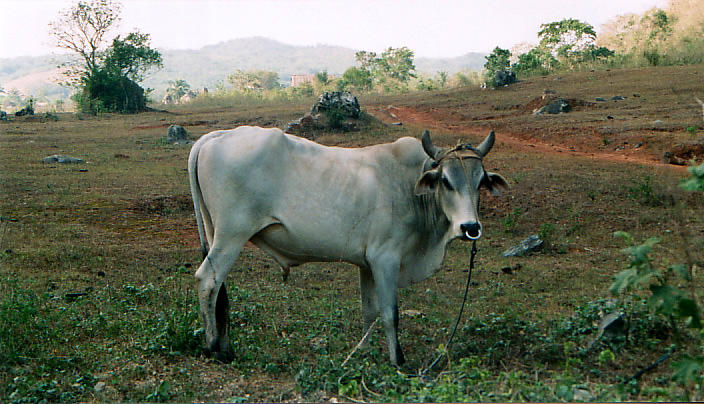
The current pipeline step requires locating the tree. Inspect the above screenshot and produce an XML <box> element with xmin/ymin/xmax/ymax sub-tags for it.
<box><xmin>166</xmin><ymin>79</ymin><xmax>191</xmax><ymax>100</ymax></box>
<box><xmin>512</xmin><ymin>48</ymin><xmax>557</xmax><ymax>76</ymax></box>
<box><xmin>337</xmin><ymin>67</ymin><xmax>373</xmax><ymax>93</ymax></box>
<box><xmin>350</xmin><ymin>47</ymin><xmax>416</xmax><ymax>92</ymax></box>
<box><xmin>49</xmin><ymin>0</ymin><xmax>162</xmax><ymax>113</ymax></box>
<box><xmin>49</xmin><ymin>0</ymin><xmax>121</xmax><ymax>86</ymax></box>
<box><xmin>227</xmin><ymin>70</ymin><xmax>280</xmax><ymax>92</ymax></box>
<box><xmin>537</xmin><ymin>18</ymin><xmax>614</xmax><ymax>67</ymax></box>
<box><xmin>484</xmin><ymin>47</ymin><xmax>512</xmax><ymax>76</ymax></box>
<box><xmin>102</xmin><ymin>31</ymin><xmax>162</xmax><ymax>82</ymax></box>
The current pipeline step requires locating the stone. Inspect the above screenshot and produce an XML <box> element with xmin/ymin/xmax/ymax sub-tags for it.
<box><xmin>15</xmin><ymin>106</ymin><xmax>34</xmax><ymax>116</ymax></box>
<box><xmin>611</xmin><ymin>95</ymin><xmax>626</xmax><ymax>101</ymax></box>
<box><xmin>94</xmin><ymin>382</ymin><xmax>106</xmax><ymax>393</ymax></box>
<box><xmin>492</xmin><ymin>70</ymin><xmax>517</xmax><ymax>87</ymax></box>
<box><xmin>571</xmin><ymin>386</ymin><xmax>594</xmax><ymax>402</ymax></box>
<box><xmin>310</xmin><ymin>91</ymin><xmax>361</xmax><ymax>119</ymax></box>
<box><xmin>0</xmin><ymin>111</ymin><xmax>6</xmax><ymax>121</ymax></box>
<box><xmin>167</xmin><ymin>125</ymin><xmax>188</xmax><ymax>143</ymax></box>
<box><xmin>286</xmin><ymin>91</ymin><xmax>363</xmax><ymax>137</ymax></box>
<box><xmin>502</xmin><ymin>235</ymin><xmax>543</xmax><ymax>257</ymax></box>
<box><xmin>595</xmin><ymin>97</ymin><xmax>607</xmax><ymax>102</ymax></box>
<box><xmin>533</xmin><ymin>98</ymin><xmax>570</xmax><ymax>115</ymax></box>
<box><xmin>42</xmin><ymin>155</ymin><xmax>85</xmax><ymax>164</ymax></box>
<box><xmin>661</xmin><ymin>151</ymin><xmax>687</xmax><ymax>165</ymax></box>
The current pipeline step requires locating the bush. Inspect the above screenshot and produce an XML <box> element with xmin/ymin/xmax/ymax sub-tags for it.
<box><xmin>80</xmin><ymin>68</ymin><xmax>147</xmax><ymax>114</ymax></box>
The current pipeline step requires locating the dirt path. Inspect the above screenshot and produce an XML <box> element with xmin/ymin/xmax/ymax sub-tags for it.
<box><xmin>370</xmin><ymin>105</ymin><xmax>689</xmax><ymax>172</ymax></box>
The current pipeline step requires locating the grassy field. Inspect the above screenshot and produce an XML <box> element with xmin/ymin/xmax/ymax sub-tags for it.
<box><xmin>1</xmin><ymin>65</ymin><xmax>703</xmax><ymax>402</ymax></box>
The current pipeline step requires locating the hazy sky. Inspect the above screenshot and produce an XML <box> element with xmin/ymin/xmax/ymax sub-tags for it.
<box><xmin>1</xmin><ymin>0</ymin><xmax>667</xmax><ymax>59</ymax></box>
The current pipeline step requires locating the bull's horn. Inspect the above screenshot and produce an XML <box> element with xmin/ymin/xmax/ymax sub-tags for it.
<box><xmin>476</xmin><ymin>131</ymin><xmax>495</xmax><ymax>157</ymax></box>
<box><xmin>421</xmin><ymin>130</ymin><xmax>441</xmax><ymax>160</ymax></box>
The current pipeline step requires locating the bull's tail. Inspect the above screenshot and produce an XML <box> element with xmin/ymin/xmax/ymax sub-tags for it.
<box><xmin>188</xmin><ymin>136</ymin><xmax>210</xmax><ymax>260</ymax></box>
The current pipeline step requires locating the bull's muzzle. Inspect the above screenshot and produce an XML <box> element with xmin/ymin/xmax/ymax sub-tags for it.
<box><xmin>461</xmin><ymin>222</ymin><xmax>482</xmax><ymax>240</ymax></box>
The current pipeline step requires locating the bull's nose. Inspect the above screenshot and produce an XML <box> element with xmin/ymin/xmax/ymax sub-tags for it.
<box><xmin>460</xmin><ymin>222</ymin><xmax>482</xmax><ymax>240</ymax></box>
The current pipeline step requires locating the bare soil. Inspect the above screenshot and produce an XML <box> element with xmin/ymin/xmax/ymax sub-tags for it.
<box><xmin>366</xmin><ymin>64</ymin><xmax>704</xmax><ymax>169</ymax></box>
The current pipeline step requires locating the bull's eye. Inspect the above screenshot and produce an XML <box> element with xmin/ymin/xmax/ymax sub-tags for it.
<box><xmin>441</xmin><ymin>176</ymin><xmax>454</xmax><ymax>191</ymax></box>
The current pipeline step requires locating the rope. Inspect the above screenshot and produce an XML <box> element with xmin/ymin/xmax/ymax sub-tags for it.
<box><xmin>419</xmin><ymin>239</ymin><xmax>478</xmax><ymax>376</ymax></box>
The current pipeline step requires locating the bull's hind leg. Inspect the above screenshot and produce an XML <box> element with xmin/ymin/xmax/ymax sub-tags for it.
<box><xmin>195</xmin><ymin>237</ymin><xmax>246</xmax><ymax>362</ymax></box>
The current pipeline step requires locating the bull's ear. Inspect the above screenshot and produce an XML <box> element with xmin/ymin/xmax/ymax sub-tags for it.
<box><xmin>482</xmin><ymin>172</ymin><xmax>509</xmax><ymax>196</ymax></box>
<box><xmin>414</xmin><ymin>168</ymin><xmax>441</xmax><ymax>195</ymax></box>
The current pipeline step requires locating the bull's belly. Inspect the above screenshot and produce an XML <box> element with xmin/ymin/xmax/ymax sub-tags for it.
<box><xmin>249</xmin><ymin>223</ymin><xmax>366</xmax><ymax>268</ymax></box>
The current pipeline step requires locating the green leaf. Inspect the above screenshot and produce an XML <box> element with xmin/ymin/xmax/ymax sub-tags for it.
<box><xmin>610</xmin><ymin>268</ymin><xmax>638</xmax><ymax>295</ymax></box>
<box><xmin>677</xmin><ymin>298</ymin><xmax>702</xmax><ymax>329</ymax></box>
<box><xmin>648</xmin><ymin>285</ymin><xmax>682</xmax><ymax>316</ymax></box>
<box><xmin>613</xmin><ymin>231</ymin><xmax>633</xmax><ymax>244</ymax></box>
<box><xmin>669</xmin><ymin>264</ymin><xmax>691</xmax><ymax>281</ymax></box>
<box><xmin>673</xmin><ymin>356</ymin><xmax>703</xmax><ymax>385</ymax></box>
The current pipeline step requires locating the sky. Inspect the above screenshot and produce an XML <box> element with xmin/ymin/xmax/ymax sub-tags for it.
<box><xmin>1</xmin><ymin>0</ymin><xmax>667</xmax><ymax>59</ymax></box>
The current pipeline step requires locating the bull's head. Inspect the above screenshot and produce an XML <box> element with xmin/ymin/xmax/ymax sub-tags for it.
<box><xmin>414</xmin><ymin>130</ymin><xmax>508</xmax><ymax>240</ymax></box>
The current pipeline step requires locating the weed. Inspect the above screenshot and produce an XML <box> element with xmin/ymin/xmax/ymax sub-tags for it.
<box><xmin>686</xmin><ymin>126</ymin><xmax>697</xmax><ymax>136</ymax></box>
<box><xmin>502</xmin><ymin>208</ymin><xmax>523</xmax><ymax>233</ymax></box>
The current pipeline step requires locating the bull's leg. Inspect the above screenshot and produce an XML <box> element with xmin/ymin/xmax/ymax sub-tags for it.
<box><xmin>195</xmin><ymin>240</ymin><xmax>244</xmax><ymax>362</ymax></box>
<box><xmin>370</xmin><ymin>257</ymin><xmax>405</xmax><ymax>366</ymax></box>
<box><xmin>358</xmin><ymin>267</ymin><xmax>378</xmax><ymax>346</ymax></box>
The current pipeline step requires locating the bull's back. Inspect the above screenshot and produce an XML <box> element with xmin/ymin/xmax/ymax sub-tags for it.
<box><xmin>194</xmin><ymin>127</ymin><xmax>426</xmax><ymax>265</ymax></box>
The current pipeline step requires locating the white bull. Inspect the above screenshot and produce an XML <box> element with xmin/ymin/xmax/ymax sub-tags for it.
<box><xmin>188</xmin><ymin>126</ymin><xmax>507</xmax><ymax>365</ymax></box>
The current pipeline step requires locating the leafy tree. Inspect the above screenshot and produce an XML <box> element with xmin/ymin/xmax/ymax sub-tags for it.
<box><xmin>484</xmin><ymin>47</ymin><xmax>512</xmax><ymax>76</ymax></box>
<box><xmin>537</xmin><ymin>18</ymin><xmax>614</xmax><ymax>67</ymax></box>
<box><xmin>349</xmin><ymin>47</ymin><xmax>416</xmax><ymax>92</ymax></box>
<box><xmin>227</xmin><ymin>70</ymin><xmax>280</xmax><ymax>91</ymax></box>
<box><xmin>166</xmin><ymin>79</ymin><xmax>191</xmax><ymax>100</ymax></box>
<box><xmin>513</xmin><ymin>48</ymin><xmax>558</xmax><ymax>76</ymax></box>
<box><xmin>49</xmin><ymin>0</ymin><xmax>161</xmax><ymax>113</ymax></box>
<box><xmin>102</xmin><ymin>31</ymin><xmax>162</xmax><ymax>82</ymax></box>
<box><xmin>337</xmin><ymin>67</ymin><xmax>373</xmax><ymax>93</ymax></box>
<box><xmin>314</xmin><ymin>71</ymin><xmax>329</xmax><ymax>86</ymax></box>
<box><xmin>49</xmin><ymin>0</ymin><xmax>121</xmax><ymax>86</ymax></box>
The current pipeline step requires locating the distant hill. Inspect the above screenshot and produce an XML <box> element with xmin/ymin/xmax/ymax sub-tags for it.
<box><xmin>0</xmin><ymin>37</ymin><xmax>487</xmax><ymax>99</ymax></box>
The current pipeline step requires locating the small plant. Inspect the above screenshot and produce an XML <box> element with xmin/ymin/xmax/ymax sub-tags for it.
<box><xmin>610</xmin><ymin>163</ymin><xmax>704</xmax><ymax>399</ymax></box>
<box><xmin>686</xmin><ymin>126</ymin><xmax>697</xmax><ymax>136</ymax></box>
<box><xmin>502</xmin><ymin>208</ymin><xmax>523</xmax><ymax>233</ymax></box>
<box><xmin>145</xmin><ymin>380</ymin><xmax>171</xmax><ymax>402</ymax></box>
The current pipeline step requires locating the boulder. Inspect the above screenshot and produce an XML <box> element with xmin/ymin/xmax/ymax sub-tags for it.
<box><xmin>167</xmin><ymin>125</ymin><xmax>188</xmax><ymax>143</ymax></box>
<box><xmin>311</xmin><ymin>91</ymin><xmax>361</xmax><ymax>120</ymax></box>
<box><xmin>491</xmin><ymin>70</ymin><xmax>517</xmax><ymax>87</ymax></box>
<box><xmin>15</xmin><ymin>106</ymin><xmax>34</xmax><ymax>116</ymax></box>
<box><xmin>502</xmin><ymin>235</ymin><xmax>543</xmax><ymax>257</ymax></box>
<box><xmin>286</xmin><ymin>92</ymin><xmax>362</xmax><ymax>137</ymax></box>
<box><xmin>0</xmin><ymin>111</ymin><xmax>6</xmax><ymax>121</ymax></box>
<box><xmin>533</xmin><ymin>98</ymin><xmax>571</xmax><ymax>115</ymax></box>
<box><xmin>42</xmin><ymin>155</ymin><xmax>85</xmax><ymax>164</ymax></box>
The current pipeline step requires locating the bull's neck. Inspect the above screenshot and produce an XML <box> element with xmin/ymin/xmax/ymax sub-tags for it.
<box><xmin>412</xmin><ymin>190</ymin><xmax>451</xmax><ymax>245</ymax></box>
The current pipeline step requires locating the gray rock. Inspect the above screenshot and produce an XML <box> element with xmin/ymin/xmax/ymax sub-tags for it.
<box><xmin>502</xmin><ymin>235</ymin><xmax>543</xmax><ymax>257</ymax></box>
<box><xmin>533</xmin><ymin>98</ymin><xmax>571</xmax><ymax>115</ymax></box>
<box><xmin>94</xmin><ymin>381</ymin><xmax>106</xmax><ymax>393</ymax></box>
<box><xmin>311</xmin><ymin>91</ymin><xmax>361</xmax><ymax>119</ymax></box>
<box><xmin>42</xmin><ymin>155</ymin><xmax>85</xmax><ymax>164</ymax></box>
<box><xmin>611</xmin><ymin>95</ymin><xmax>626</xmax><ymax>101</ymax></box>
<box><xmin>0</xmin><ymin>111</ymin><xmax>6</xmax><ymax>121</ymax></box>
<box><xmin>595</xmin><ymin>97</ymin><xmax>607</xmax><ymax>102</ymax></box>
<box><xmin>492</xmin><ymin>70</ymin><xmax>517</xmax><ymax>87</ymax></box>
<box><xmin>653</xmin><ymin>119</ymin><xmax>664</xmax><ymax>125</ymax></box>
<box><xmin>167</xmin><ymin>125</ymin><xmax>188</xmax><ymax>143</ymax></box>
<box><xmin>571</xmin><ymin>386</ymin><xmax>594</xmax><ymax>402</ymax></box>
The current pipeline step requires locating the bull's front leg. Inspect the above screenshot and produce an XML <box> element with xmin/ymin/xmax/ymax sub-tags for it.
<box><xmin>369</xmin><ymin>255</ymin><xmax>405</xmax><ymax>366</ymax></box>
